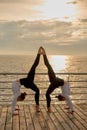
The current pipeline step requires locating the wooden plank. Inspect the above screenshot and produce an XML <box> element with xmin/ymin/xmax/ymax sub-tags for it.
<box><xmin>0</xmin><ymin>106</ymin><xmax>2</xmax><ymax>116</ymax></box>
<box><xmin>5</xmin><ymin>106</ymin><xmax>12</xmax><ymax>130</ymax></box>
<box><xmin>12</xmin><ymin>105</ymin><xmax>19</xmax><ymax>130</ymax></box>
<box><xmin>55</xmin><ymin>104</ymin><xmax>72</xmax><ymax>130</ymax></box>
<box><xmin>74</xmin><ymin>105</ymin><xmax>87</xmax><ymax>128</ymax></box>
<box><xmin>0</xmin><ymin>104</ymin><xmax>87</xmax><ymax>130</ymax></box>
<box><xmin>63</xmin><ymin>104</ymin><xmax>86</xmax><ymax>130</ymax></box>
<box><xmin>29</xmin><ymin>104</ymin><xmax>42</xmax><ymax>130</ymax></box>
<box><xmin>76</xmin><ymin>104</ymin><xmax>87</xmax><ymax>114</ymax></box>
<box><xmin>56</xmin><ymin>104</ymin><xmax>79</xmax><ymax>130</ymax></box>
<box><xmin>49</xmin><ymin>104</ymin><xmax>65</xmax><ymax>130</ymax></box>
<box><xmin>36</xmin><ymin>105</ymin><xmax>49</xmax><ymax>130</ymax></box>
<box><xmin>41</xmin><ymin>104</ymin><xmax>57</xmax><ymax>130</ymax></box>
<box><xmin>75</xmin><ymin>104</ymin><xmax>87</xmax><ymax>121</ymax></box>
<box><xmin>19</xmin><ymin>105</ymin><xmax>27</xmax><ymax>130</ymax></box>
<box><xmin>0</xmin><ymin>106</ymin><xmax>7</xmax><ymax>130</ymax></box>
<box><xmin>78</xmin><ymin>104</ymin><xmax>87</xmax><ymax>111</ymax></box>
<box><xmin>23</xmin><ymin>105</ymin><xmax>34</xmax><ymax>130</ymax></box>
<box><xmin>73</xmin><ymin>114</ymin><xmax>87</xmax><ymax>130</ymax></box>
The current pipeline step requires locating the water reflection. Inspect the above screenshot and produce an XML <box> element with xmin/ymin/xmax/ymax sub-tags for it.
<box><xmin>49</xmin><ymin>55</ymin><xmax>68</xmax><ymax>72</ymax></box>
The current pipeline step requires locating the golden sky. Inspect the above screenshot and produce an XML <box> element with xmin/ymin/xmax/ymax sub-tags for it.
<box><xmin>0</xmin><ymin>0</ymin><xmax>87</xmax><ymax>55</ymax></box>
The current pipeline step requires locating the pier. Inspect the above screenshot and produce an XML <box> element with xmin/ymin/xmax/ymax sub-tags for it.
<box><xmin>0</xmin><ymin>73</ymin><xmax>87</xmax><ymax>130</ymax></box>
<box><xmin>0</xmin><ymin>104</ymin><xmax>87</xmax><ymax>130</ymax></box>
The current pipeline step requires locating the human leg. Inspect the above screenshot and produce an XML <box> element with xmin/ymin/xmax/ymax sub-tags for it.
<box><xmin>43</xmin><ymin>55</ymin><xmax>56</xmax><ymax>83</ymax></box>
<box><xmin>27</xmin><ymin>47</ymin><xmax>41</xmax><ymax>81</ymax></box>
<box><xmin>40</xmin><ymin>47</ymin><xmax>56</xmax><ymax>82</ymax></box>
<box><xmin>30</xmin><ymin>83</ymin><xmax>40</xmax><ymax>105</ymax></box>
<box><xmin>27</xmin><ymin>53</ymin><xmax>40</xmax><ymax>81</ymax></box>
<box><xmin>46</xmin><ymin>83</ymin><xmax>56</xmax><ymax>112</ymax></box>
<box><xmin>29</xmin><ymin>83</ymin><xmax>40</xmax><ymax>112</ymax></box>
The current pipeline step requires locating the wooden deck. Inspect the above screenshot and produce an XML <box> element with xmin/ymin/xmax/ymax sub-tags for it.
<box><xmin>0</xmin><ymin>104</ymin><xmax>87</xmax><ymax>130</ymax></box>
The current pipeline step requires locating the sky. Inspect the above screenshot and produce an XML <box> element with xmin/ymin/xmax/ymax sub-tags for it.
<box><xmin>0</xmin><ymin>0</ymin><xmax>87</xmax><ymax>55</ymax></box>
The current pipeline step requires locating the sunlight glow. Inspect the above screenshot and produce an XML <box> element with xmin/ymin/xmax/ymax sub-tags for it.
<box><xmin>49</xmin><ymin>55</ymin><xmax>68</xmax><ymax>72</ymax></box>
<box><xmin>38</xmin><ymin>0</ymin><xmax>76</xmax><ymax>21</ymax></box>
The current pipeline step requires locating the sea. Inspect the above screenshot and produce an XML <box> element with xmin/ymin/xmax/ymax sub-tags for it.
<box><xmin>0</xmin><ymin>54</ymin><xmax>87</xmax><ymax>104</ymax></box>
<box><xmin>0</xmin><ymin>54</ymin><xmax>87</xmax><ymax>73</ymax></box>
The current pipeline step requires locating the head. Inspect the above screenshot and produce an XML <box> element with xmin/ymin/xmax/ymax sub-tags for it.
<box><xmin>17</xmin><ymin>92</ymin><xmax>27</xmax><ymax>101</ymax></box>
<box><xmin>57</xmin><ymin>94</ymin><xmax>66</xmax><ymax>101</ymax></box>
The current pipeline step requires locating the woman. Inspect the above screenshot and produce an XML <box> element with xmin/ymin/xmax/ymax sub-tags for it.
<box><xmin>11</xmin><ymin>47</ymin><xmax>41</xmax><ymax>116</ymax></box>
<box><xmin>40</xmin><ymin>47</ymin><xmax>64</xmax><ymax>112</ymax></box>
<box><xmin>41</xmin><ymin>47</ymin><xmax>74</xmax><ymax>113</ymax></box>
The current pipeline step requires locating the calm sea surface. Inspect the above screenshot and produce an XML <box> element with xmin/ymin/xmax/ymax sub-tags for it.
<box><xmin>0</xmin><ymin>55</ymin><xmax>87</xmax><ymax>104</ymax></box>
<box><xmin>0</xmin><ymin>55</ymin><xmax>87</xmax><ymax>73</ymax></box>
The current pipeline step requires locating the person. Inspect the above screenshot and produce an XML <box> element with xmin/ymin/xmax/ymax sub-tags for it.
<box><xmin>55</xmin><ymin>81</ymin><xmax>74</xmax><ymax>114</ymax></box>
<box><xmin>11</xmin><ymin>47</ymin><xmax>41</xmax><ymax>116</ymax></box>
<box><xmin>40</xmin><ymin>47</ymin><xmax>74</xmax><ymax>113</ymax></box>
<box><xmin>40</xmin><ymin>47</ymin><xmax>64</xmax><ymax>112</ymax></box>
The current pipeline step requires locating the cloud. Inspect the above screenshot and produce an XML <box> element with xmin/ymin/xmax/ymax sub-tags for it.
<box><xmin>0</xmin><ymin>0</ymin><xmax>23</xmax><ymax>3</ymax></box>
<box><xmin>0</xmin><ymin>18</ymin><xmax>87</xmax><ymax>55</ymax></box>
<box><xmin>0</xmin><ymin>0</ymin><xmax>45</xmax><ymax>21</ymax></box>
<box><xmin>67</xmin><ymin>1</ymin><xmax>78</xmax><ymax>5</ymax></box>
<box><xmin>0</xmin><ymin>19</ymin><xmax>86</xmax><ymax>42</ymax></box>
<box><xmin>0</xmin><ymin>0</ymin><xmax>44</xmax><ymax>4</ymax></box>
<box><xmin>79</xmin><ymin>17</ymin><xmax>87</xmax><ymax>23</ymax></box>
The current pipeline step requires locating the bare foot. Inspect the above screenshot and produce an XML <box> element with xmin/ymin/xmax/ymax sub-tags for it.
<box><xmin>38</xmin><ymin>47</ymin><xmax>41</xmax><ymax>54</ymax></box>
<box><xmin>41</xmin><ymin>47</ymin><xmax>46</xmax><ymax>55</ymax></box>
<box><xmin>36</xmin><ymin>105</ymin><xmax>40</xmax><ymax>112</ymax></box>
<box><xmin>47</xmin><ymin>107</ymin><xmax>51</xmax><ymax>113</ymax></box>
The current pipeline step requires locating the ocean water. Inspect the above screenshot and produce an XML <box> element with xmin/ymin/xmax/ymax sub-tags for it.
<box><xmin>0</xmin><ymin>55</ymin><xmax>87</xmax><ymax>73</ymax></box>
<box><xmin>0</xmin><ymin>55</ymin><xmax>87</xmax><ymax>104</ymax></box>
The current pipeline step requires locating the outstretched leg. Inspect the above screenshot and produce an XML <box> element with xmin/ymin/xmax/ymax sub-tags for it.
<box><xmin>43</xmin><ymin>54</ymin><xmax>56</xmax><ymax>83</ymax></box>
<box><xmin>41</xmin><ymin>47</ymin><xmax>57</xmax><ymax>112</ymax></box>
<box><xmin>27</xmin><ymin>53</ymin><xmax>40</xmax><ymax>82</ymax></box>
